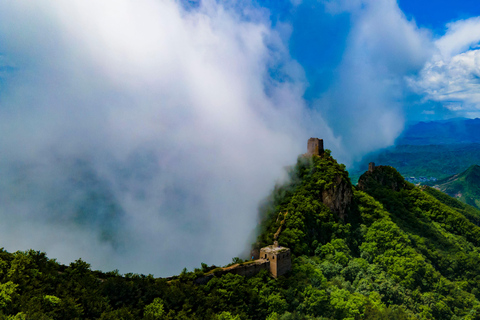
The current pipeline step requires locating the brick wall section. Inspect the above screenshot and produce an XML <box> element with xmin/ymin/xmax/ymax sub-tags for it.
<box><xmin>193</xmin><ymin>244</ymin><xmax>291</xmax><ymax>284</ymax></box>
<box><xmin>225</xmin><ymin>260</ymin><xmax>270</xmax><ymax>277</ymax></box>
<box><xmin>194</xmin><ymin>260</ymin><xmax>270</xmax><ymax>284</ymax></box>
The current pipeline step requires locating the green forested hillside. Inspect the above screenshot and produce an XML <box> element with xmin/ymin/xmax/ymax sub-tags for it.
<box><xmin>2</xmin><ymin>152</ymin><xmax>480</xmax><ymax>319</ymax></box>
<box><xmin>422</xmin><ymin>185</ymin><xmax>480</xmax><ymax>227</ymax></box>
<box><xmin>428</xmin><ymin>165</ymin><xmax>480</xmax><ymax>209</ymax></box>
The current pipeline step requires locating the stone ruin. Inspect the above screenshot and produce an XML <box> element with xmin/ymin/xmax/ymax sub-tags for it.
<box><xmin>306</xmin><ymin>138</ymin><xmax>324</xmax><ymax>156</ymax></box>
<box><xmin>259</xmin><ymin>241</ymin><xmax>292</xmax><ymax>278</ymax></box>
<box><xmin>194</xmin><ymin>242</ymin><xmax>292</xmax><ymax>284</ymax></box>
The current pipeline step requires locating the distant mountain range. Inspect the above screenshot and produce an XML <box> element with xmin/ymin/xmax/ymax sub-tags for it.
<box><xmin>350</xmin><ymin>118</ymin><xmax>480</xmax><ymax>183</ymax></box>
<box><xmin>396</xmin><ymin>118</ymin><xmax>480</xmax><ymax>145</ymax></box>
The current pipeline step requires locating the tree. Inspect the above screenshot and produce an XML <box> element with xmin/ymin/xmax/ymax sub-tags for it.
<box><xmin>214</xmin><ymin>311</ymin><xmax>241</xmax><ymax>320</ymax></box>
<box><xmin>144</xmin><ymin>298</ymin><xmax>165</xmax><ymax>320</ymax></box>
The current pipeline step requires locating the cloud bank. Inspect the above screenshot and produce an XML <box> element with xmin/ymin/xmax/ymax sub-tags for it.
<box><xmin>0</xmin><ymin>0</ymin><xmax>340</xmax><ymax>276</ymax></box>
<box><xmin>316</xmin><ymin>0</ymin><xmax>432</xmax><ymax>158</ymax></box>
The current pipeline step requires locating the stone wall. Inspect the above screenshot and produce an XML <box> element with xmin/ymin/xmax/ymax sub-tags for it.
<box><xmin>225</xmin><ymin>260</ymin><xmax>270</xmax><ymax>277</ymax></box>
<box><xmin>193</xmin><ymin>260</ymin><xmax>270</xmax><ymax>284</ymax></box>
<box><xmin>194</xmin><ymin>245</ymin><xmax>292</xmax><ymax>285</ymax></box>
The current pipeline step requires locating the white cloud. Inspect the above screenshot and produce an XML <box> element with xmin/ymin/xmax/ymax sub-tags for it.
<box><xmin>409</xmin><ymin>17</ymin><xmax>480</xmax><ymax>113</ymax></box>
<box><xmin>436</xmin><ymin>17</ymin><xmax>480</xmax><ymax>58</ymax></box>
<box><xmin>0</xmin><ymin>0</ymin><xmax>340</xmax><ymax>276</ymax></box>
<box><xmin>317</xmin><ymin>0</ymin><xmax>432</xmax><ymax>160</ymax></box>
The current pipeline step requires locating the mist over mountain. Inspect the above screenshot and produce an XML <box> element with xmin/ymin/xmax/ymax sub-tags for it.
<box><xmin>2</xmin><ymin>0</ymin><xmax>480</xmax><ymax>278</ymax></box>
<box><xmin>0</xmin><ymin>0</ymin><xmax>479</xmax><ymax>317</ymax></box>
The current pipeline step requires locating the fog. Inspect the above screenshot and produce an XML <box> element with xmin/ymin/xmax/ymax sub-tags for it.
<box><xmin>315</xmin><ymin>0</ymin><xmax>432</xmax><ymax>159</ymax></box>
<box><xmin>0</xmin><ymin>0</ymin><xmax>339</xmax><ymax>276</ymax></box>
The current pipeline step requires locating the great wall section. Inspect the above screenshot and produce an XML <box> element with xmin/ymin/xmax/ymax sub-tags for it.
<box><xmin>183</xmin><ymin>138</ymin><xmax>330</xmax><ymax>284</ymax></box>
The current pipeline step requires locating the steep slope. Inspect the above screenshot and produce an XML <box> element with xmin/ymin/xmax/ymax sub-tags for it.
<box><xmin>354</xmin><ymin>165</ymin><xmax>480</xmax><ymax>317</ymax></box>
<box><xmin>430</xmin><ymin>165</ymin><xmax>480</xmax><ymax>208</ymax></box>
<box><xmin>421</xmin><ymin>185</ymin><xmax>480</xmax><ymax>227</ymax></box>
<box><xmin>254</xmin><ymin>150</ymin><xmax>354</xmax><ymax>256</ymax></box>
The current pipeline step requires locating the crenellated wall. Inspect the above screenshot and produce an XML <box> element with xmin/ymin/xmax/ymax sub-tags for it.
<box><xmin>224</xmin><ymin>260</ymin><xmax>270</xmax><ymax>277</ymax></box>
<box><xmin>193</xmin><ymin>260</ymin><xmax>271</xmax><ymax>284</ymax></box>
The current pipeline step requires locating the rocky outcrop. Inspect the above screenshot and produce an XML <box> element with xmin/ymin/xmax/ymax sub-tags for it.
<box><xmin>357</xmin><ymin>165</ymin><xmax>408</xmax><ymax>192</ymax></box>
<box><xmin>321</xmin><ymin>174</ymin><xmax>353</xmax><ymax>220</ymax></box>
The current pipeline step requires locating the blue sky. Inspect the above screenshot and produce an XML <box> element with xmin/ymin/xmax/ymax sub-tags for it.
<box><xmin>399</xmin><ymin>0</ymin><xmax>480</xmax><ymax>31</ymax></box>
<box><xmin>1</xmin><ymin>0</ymin><xmax>480</xmax><ymax>276</ymax></box>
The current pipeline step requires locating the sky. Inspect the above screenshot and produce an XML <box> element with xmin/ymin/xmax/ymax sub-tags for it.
<box><xmin>1</xmin><ymin>0</ymin><xmax>480</xmax><ymax>276</ymax></box>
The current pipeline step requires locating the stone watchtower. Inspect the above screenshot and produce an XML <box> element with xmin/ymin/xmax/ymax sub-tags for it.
<box><xmin>259</xmin><ymin>241</ymin><xmax>291</xmax><ymax>278</ymax></box>
<box><xmin>368</xmin><ymin>162</ymin><xmax>375</xmax><ymax>173</ymax></box>
<box><xmin>307</xmin><ymin>138</ymin><xmax>324</xmax><ymax>156</ymax></box>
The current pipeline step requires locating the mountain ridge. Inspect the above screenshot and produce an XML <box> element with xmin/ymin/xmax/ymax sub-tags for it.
<box><xmin>395</xmin><ymin>118</ymin><xmax>480</xmax><ymax>145</ymax></box>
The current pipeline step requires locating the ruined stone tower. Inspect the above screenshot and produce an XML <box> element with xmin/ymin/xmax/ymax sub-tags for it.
<box><xmin>259</xmin><ymin>241</ymin><xmax>291</xmax><ymax>278</ymax></box>
<box><xmin>369</xmin><ymin>162</ymin><xmax>375</xmax><ymax>173</ymax></box>
<box><xmin>307</xmin><ymin>138</ymin><xmax>324</xmax><ymax>156</ymax></box>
